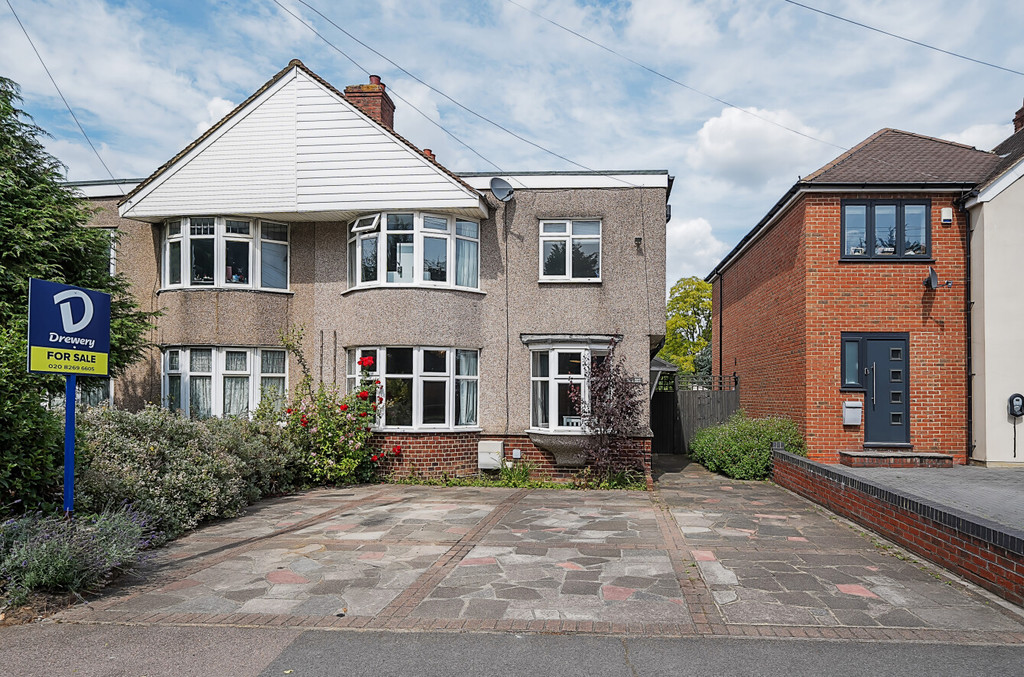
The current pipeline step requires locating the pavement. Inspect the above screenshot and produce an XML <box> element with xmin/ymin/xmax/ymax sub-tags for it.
<box><xmin>4</xmin><ymin>455</ymin><xmax>1024</xmax><ymax>675</ymax></box>
<box><xmin>837</xmin><ymin>464</ymin><xmax>1024</xmax><ymax>534</ymax></box>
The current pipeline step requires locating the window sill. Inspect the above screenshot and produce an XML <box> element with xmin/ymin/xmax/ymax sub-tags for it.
<box><xmin>373</xmin><ymin>426</ymin><xmax>483</xmax><ymax>434</ymax></box>
<box><xmin>538</xmin><ymin>279</ymin><xmax>602</xmax><ymax>284</ymax></box>
<box><xmin>837</xmin><ymin>258</ymin><xmax>935</xmax><ymax>264</ymax></box>
<box><xmin>341</xmin><ymin>284</ymin><xmax>486</xmax><ymax>297</ymax></box>
<box><xmin>157</xmin><ymin>287</ymin><xmax>294</xmax><ymax>295</ymax></box>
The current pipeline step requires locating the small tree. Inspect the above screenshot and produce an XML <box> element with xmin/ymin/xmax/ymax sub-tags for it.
<box><xmin>0</xmin><ymin>77</ymin><xmax>156</xmax><ymax>513</ymax></box>
<box><xmin>571</xmin><ymin>340</ymin><xmax>647</xmax><ymax>479</ymax></box>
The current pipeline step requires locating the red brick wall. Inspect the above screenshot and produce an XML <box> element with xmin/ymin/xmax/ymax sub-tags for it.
<box><xmin>371</xmin><ymin>432</ymin><xmax>651</xmax><ymax>482</ymax></box>
<box><xmin>712</xmin><ymin>199</ymin><xmax>808</xmax><ymax>429</ymax></box>
<box><xmin>774</xmin><ymin>452</ymin><xmax>1023</xmax><ymax>606</ymax></box>
<box><xmin>712</xmin><ymin>192</ymin><xmax>968</xmax><ymax>464</ymax></box>
<box><xmin>802</xmin><ymin>193</ymin><xmax>967</xmax><ymax>463</ymax></box>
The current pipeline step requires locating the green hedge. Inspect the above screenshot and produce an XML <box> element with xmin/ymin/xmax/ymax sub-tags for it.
<box><xmin>688</xmin><ymin>412</ymin><xmax>806</xmax><ymax>480</ymax></box>
<box><xmin>75</xmin><ymin>406</ymin><xmax>304</xmax><ymax>540</ymax></box>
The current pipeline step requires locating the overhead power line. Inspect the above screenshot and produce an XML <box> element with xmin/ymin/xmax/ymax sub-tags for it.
<box><xmin>504</xmin><ymin>0</ymin><xmax>846</xmax><ymax>152</ymax></box>
<box><xmin>271</xmin><ymin>0</ymin><xmax>505</xmax><ymax>173</ymax></box>
<box><xmin>784</xmin><ymin>1</ymin><xmax>1024</xmax><ymax>78</ymax></box>
<box><xmin>5</xmin><ymin>0</ymin><xmax>124</xmax><ymax>193</ymax></box>
<box><xmin>282</xmin><ymin>0</ymin><xmax>633</xmax><ymax>181</ymax></box>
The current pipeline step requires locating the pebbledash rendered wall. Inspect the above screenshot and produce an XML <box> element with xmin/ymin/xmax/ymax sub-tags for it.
<box><xmin>713</xmin><ymin>192</ymin><xmax>968</xmax><ymax>464</ymax></box>
<box><xmin>94</xmin><ymin>182</ymin><xmax>665</xmax><ymax>480</ymax></box>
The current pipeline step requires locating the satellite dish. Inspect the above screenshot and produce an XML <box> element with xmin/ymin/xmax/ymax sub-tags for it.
<box><xmin>489</xmin><ymin>177</ymin><xmax>514</xmax><ymax>203</ymax></box>
<box><xmin>923</xmin><ymin>266</ymin><xmax>939</xmax><ymax>290</ymax></box>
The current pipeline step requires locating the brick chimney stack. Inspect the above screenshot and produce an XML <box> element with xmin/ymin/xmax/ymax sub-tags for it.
<box><xmin>423</xmin><ymin>149</ymin><xmax>435</xmax><ymax>161</ymax></box>
<box><xmin>1015</xmin><ymin>98</ymin><xmax>1024</xmax><ymax>133</ymax></box>
<box><xmin>344</xmin><ymin>75</ymin><xmax>396</xmax><ymax>130</ymax></box>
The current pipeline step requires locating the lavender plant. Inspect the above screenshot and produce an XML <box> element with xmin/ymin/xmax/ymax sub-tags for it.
<box><xmin>0</xmin><ymin>505</ymin><xmax>159</xmax><ymax>607</ymax></box>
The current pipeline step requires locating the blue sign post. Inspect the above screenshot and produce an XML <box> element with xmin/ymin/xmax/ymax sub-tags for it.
<box><xmin>27</xmin><ymin>278</ymin><xmax>111</xmax><ymax>514</ymax></box>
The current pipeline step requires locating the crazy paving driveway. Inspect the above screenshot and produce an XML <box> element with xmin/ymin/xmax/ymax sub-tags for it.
<box><xmin>54</xmin><ymin>465</ymin><xmax>1024</xmax><ymax>643</ymax></box>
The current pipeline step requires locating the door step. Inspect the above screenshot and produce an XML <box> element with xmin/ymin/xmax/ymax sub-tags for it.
<box><xmin>839</xmin><ymin>450</ymin><xmax>954</xmax><ymax>468</ymax></box>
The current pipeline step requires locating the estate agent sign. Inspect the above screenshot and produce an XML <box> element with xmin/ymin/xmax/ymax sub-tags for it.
<box><xmin>27</xmin><ymin>278</ymin><xmax>111</xmax><ymax>513</ymax></box>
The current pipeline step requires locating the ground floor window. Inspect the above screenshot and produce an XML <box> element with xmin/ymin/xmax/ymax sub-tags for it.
<box><xmin>163</xmin><ymin>346</ymin><xmax>287</xmax><ymax>418</ymax></box>
<box><xmin>347</xmin><ymin>346</ymin><xmax>478</xmax><ymax>430</ymax></box>
<box><xmin>529</xmin><ymin>346</ymin><xmax>605</xmax><ymax>431</ymax></box>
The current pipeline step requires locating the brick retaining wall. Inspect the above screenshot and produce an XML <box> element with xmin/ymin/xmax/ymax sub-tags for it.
<box><xmin>772</xmin><ymin>450</ymin><xmax>1024</xmax><ymax>606</ymax></box>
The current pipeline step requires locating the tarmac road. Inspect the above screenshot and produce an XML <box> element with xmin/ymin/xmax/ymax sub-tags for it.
<box><xmin>4</xmin><ymin>623</ymin><xmax>1024</xmax><ymax>677</ymax></box>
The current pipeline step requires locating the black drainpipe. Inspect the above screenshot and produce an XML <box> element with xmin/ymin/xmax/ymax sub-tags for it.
<box><xmin>960</xmin><ymin>194</ymin><xmax>975</xmax><ymax>462</ymax></box>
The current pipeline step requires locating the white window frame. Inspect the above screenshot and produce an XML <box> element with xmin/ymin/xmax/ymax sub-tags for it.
<box><xmin>161</xmin><ymin>346</ymin><xmax>288</xmax><ymax>418</ymax></box>
<box><xmin>162</xmin><ymin>217</ymin><xmax>290</xmax><ymax>292</ymax></box>
<box><xmin>529</xmin><ymin>345</ymin><xmax>606</xmax><ymax>432</ymax></box>
<box><xmin>347</xmin><ymin>346</ymin><xmax>480</xmax><ymax>431</ymax></box>
<box><xmin>346</xmin><ymin>212</ymin><xmax>481</xmax><ymax>291</ymax></box>
<box><xmin>539</xmin><ymin>219</ymin><xmax>602</xmax><ymax>282</ymax></box>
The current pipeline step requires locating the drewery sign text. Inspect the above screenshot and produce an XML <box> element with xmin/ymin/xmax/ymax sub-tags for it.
<box><xmin>27</xmin><ymin>278</ymin><xmax>111</xmax><ymax>376</ymax></box>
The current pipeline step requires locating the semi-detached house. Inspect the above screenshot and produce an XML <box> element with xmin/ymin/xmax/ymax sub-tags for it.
<box><xmin>80</xmin><ymin>60</ymin><xmax>669</xmax><ymax>478</ymax></box>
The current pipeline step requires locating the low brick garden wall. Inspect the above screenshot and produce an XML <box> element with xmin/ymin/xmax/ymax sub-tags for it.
<box><xmin>772</xmin><ymin>450</ymin><xmax>1024</xmax><ymax>606</ymax></box>
<box><xmin>371</xmin><ymin>431</ymin><xmax>651</xmax><ymax>482</ymax></box>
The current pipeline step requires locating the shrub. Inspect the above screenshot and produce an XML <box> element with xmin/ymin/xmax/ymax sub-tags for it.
<box><xmin>76</xmin><ymin>406</ymin><xmax>306</xmax><ymax>539</ymax></box>
<box><xmin>284</xmin><ymin>353</ymin><xmax>380</xmax><ymax>485</ymax></box>
<box><xmin>570</xmin><ymin>339</ymin><xmax>648</xmax><ymax>478</ymax></box>
<box><xmin>0</xmin><ymin>505</ymin><xmax>158</xmax><ymax>607</ymax></box>
<box><xmin>688</xmin><ymin>411</ymin><xmax>806</xmax><ymax>480</ymax></box>
<box><xmin>0</xmin><ymin>325</ymin><xmax>63</xmax><ymax>513</ymax></box>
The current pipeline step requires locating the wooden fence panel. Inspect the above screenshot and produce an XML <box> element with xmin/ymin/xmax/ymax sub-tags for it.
<box><xmin>676</xmin><ymin>375</ymin><xmax>739</xmax><ymax>452</ymax></box>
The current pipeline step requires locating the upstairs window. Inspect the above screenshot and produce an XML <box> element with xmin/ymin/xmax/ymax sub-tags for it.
<box><xmin>540</xmin><ymin>220</ymin><xmax>601</xmax><ymax>281</ymax></box>
<box><xmin>347</xmin><ymin>212</ymin><xmax>480</xmax><ymax>291</ymax></box>
<box><xmin>841</xmin><ymin>201</ymin><xmax>930</xmax><ymax>260</ymax></box>
<box><xmin>162</xmin><ymin>218</ymin><xmax>289</xmax><ymax>291</ymax></box>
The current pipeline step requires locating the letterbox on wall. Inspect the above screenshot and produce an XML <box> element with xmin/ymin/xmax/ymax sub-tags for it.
<box><xmin>843</xmin><ymin>401</ymin><xmax>863</xmax><ymax>426</ymax></box>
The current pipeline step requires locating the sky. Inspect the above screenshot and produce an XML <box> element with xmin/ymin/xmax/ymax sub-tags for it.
<box><xmin>3</xmin><ymin>0</ymin><xmax>1023</xmax><ymax>286</ymax></box>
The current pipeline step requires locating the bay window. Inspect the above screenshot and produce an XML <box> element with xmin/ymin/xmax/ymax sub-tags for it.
<box><xmin>347</xmin><ymin>346</ymin><xmax>479</xmax><ymax>430</ymax></box>
<box><xmin>347</xmin><ymin>212</ymin><xmax>480</xmax><ymax>290</ymax></box>
<box><xmin>530</xmin><ymin>346</ymin><xmax>605</xmax><ymax>431</ymax></box>
<box><xmin>163</xmin><ymin>347</ymin><xmax>288</xmax><ymax>418</ymax></box>
<box><xmin>162</xmin><ymin>217</ymin><xmax>290</xmax><ymax>290</ymax></box>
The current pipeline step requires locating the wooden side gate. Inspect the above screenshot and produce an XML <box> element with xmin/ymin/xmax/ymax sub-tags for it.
<box><xmin>677</xmin><ymin>375</ymin><xmax>739</xmax><ymax>452</ymax></box>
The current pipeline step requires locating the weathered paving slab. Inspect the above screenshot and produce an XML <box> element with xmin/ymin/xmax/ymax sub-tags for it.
<box><xmin>47</xmin><ymin>458</ymin><xmax>1024</xmax><ymax>644</ymax></box>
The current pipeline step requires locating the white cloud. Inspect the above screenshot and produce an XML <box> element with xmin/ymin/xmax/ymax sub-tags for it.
<box><xmin>666</xmin><ymin>216</ymin><xmax>728</xmax><ymax>285</ymax></box>
<box><xmin>942</xmin><ymin>123</ymin><xmax>1014</xmax><ymax>152</ymax></box>
<box><xmin>686</xmin><ymin>106</ymin><xmax>830</xmax><ymax>190</ymax></box>
<box><xmin>195</xmin><ymin>98</ymin><xmax>236</xmax><ymax>136</ymax></box>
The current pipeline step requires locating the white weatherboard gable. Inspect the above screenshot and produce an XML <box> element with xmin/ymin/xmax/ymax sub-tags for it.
<box><xmin>121</xmin><ymin>67</ymin><xmax>486</xmax><ymax>221</ymax></box>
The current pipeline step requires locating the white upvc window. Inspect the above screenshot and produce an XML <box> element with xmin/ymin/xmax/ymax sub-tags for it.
<box><xmin>162</xmin><ymin>346</ymin><xmax>288</xmax><ymax>418</ymax></box>
<box><xmin>162</xmin><ymin>217</ymin><xmax>290</xmax><ymax>291</ymax></box>
<box><xmin>529</xmin><ymin>346</ymin><xmax>605</xmax><ymax>431</ymax></box>
<box><xmin>539</xmin><ymin>219</ymin><xmax>601</xmax><ymax>281</ymax></box>
<box><xmin>346</xmin><ymin>212</ymin><xmax>480</xmax><ymax>290</ymax></box>
<box><xmin>347</xmin><ymin>346</ymin><xmax>479</xmax><ymax>430</ymax></box>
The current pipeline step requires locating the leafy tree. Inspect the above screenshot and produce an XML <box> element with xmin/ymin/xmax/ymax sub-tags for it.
<box><xmin>0</xmin><ymin>77</ymin><xmax>156</xmax><ymax>512</ymax></box>
<box><xmin>660</xmin><ymin>276</ymin><xmax>712</xmax><ymax>374</ymax></box>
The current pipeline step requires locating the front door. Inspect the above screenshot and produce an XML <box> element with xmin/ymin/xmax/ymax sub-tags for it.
<box><xmin>864</xmin><ymin>337</ymin><xmax>909</xmax><ymax>445</ymax></box>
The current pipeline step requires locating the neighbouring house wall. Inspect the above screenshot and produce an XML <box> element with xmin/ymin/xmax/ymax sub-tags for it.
<box><xmin>87</xmin><ymin>198</ymin><xmax>162</xmax><ymax>409</ymax></box>
<box><xmin>802</xmin><ymin>193</ymin><xmax>968</xmax><ymax>463</ymax></box>
<box><xmin>711</xmin><ymin>198</ymin><xmax>808</xmax><ymax>433</ymax></box>
<box><xmin>970</xmin><ymin>176</ymin><xmax>1024</xmax><ymax>465</ymax></box>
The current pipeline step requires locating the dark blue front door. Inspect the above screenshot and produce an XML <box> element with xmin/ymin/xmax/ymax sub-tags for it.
<box><xmin>864</xmin><ymin>337</ymin><xmax>909</xmax><ymax>445</ymax></box>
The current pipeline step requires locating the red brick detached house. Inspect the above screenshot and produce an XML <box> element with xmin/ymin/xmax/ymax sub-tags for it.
<box><xmin>706</xmin><ymin>129</ymin><xmax>1002</xmax><ymax>465</ymax></box>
